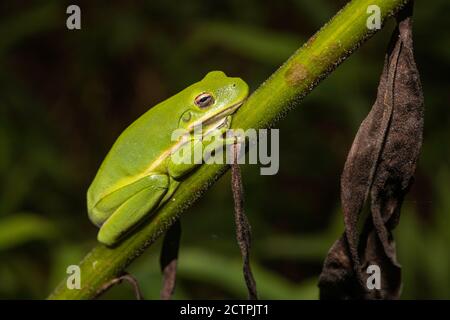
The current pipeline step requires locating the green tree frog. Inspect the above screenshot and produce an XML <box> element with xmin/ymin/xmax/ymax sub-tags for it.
<box><xmin>87</xmin><ymin>71</ymin><xmax>249</xmax><ymax>246</ymax></box>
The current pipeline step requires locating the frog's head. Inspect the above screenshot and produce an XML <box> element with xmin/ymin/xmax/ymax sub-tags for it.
<box><xmin>178</xmin><ymin>71</ymin><xmax>249</xmax><ymax>134</ymax></box>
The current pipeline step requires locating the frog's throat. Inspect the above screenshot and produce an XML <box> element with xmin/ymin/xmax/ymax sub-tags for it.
<box><xmin>187</xmin><ymin>99</ymin><xmax>245</xmax><ymax>133</ymax></box>
<box><xmin>201</xmin><ymin>115</ymin><xmax>230</xmax><ymax>136</ymax></box>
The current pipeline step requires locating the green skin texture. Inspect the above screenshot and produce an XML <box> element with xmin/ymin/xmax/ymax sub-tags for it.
<box><xmin>87</xmin><ymin>71</ymin><xmax>249</xmax><ymax>246</ymax></box>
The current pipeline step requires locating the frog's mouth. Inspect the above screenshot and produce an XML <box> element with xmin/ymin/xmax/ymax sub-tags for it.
<box><xmin>188</xmin><ymin>99</ymin><xmax>245</xmax><ymax>134</ymax></box>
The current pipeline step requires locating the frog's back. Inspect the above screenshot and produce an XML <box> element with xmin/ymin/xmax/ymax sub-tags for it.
<box><xmin>88</xmin><ymin>97</ymin><xmax>180</xmax><ymax>206</ymax></box>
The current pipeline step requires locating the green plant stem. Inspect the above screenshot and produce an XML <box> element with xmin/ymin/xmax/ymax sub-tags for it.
<box><xmin>48</xmin><ymin>0</ymin><xmax>409</xmax><ymax>299</ymax></box>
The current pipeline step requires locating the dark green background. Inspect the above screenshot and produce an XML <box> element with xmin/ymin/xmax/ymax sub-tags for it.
<box><xmin>0</xmin><ymin>0</ymin><xmax>449</xmax><ymax>299</ymax></box>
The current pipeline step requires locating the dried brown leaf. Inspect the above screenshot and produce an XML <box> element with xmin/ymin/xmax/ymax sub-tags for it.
<box><xmin>319</xmin><ymin>2</ymin><xmax>423</xmax><ymax>300</ymax></box>
<box><xmin>231</xmin><ymin>142</ymin><xmax>258</xmax><ymax>300</ymax></box>
<box><xmin>160</xmin><ymin>219</ymin><xmax>181</xmax><ymax>300</ymax></box>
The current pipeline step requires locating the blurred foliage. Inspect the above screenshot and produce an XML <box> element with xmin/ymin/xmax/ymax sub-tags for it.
<box><xmin>0</xmin><ymin>0</ymin><xmax>449</xmax><ymax>299</ymax></box>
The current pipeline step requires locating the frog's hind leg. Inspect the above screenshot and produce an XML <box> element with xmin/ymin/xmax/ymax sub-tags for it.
<box><xmin>97</xmin><ymin>174</ymin><xmax>169</xmax><ymax>246</ymax></box>
<box><xmin>91</xmin><ymin>174</ymin><xmax>169</xmax><ymax>227</ymax></box>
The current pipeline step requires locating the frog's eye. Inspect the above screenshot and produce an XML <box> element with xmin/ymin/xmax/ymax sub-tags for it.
<box><xmin>194</xmin><ymin>92</ymin><xmax>214</xmax><ymax>108</ymax></box>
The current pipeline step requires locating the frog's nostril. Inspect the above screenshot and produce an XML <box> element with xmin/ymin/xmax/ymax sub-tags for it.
<box><xmin>232</xmin><ymin>84</ymin><xmax>236</xmax><ymax>87</ymax></box>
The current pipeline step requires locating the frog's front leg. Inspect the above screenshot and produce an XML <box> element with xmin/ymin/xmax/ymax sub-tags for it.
<box><xmin>168</xmin><ymin>127</ymin><xmax>239</xmax><ymax>179</ymax></box>
<box><xmin>96</xmin><ymin>174</ymin><xmax>169</xmax><ymax>246</ymax></box>
<box><xmin>168</xmin><ymin>136</ymin><xmax>204</xmax><ymax>179</ymax></box>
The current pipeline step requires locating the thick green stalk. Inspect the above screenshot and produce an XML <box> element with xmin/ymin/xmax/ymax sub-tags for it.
<box><xmin>49</xmin><ymin>0</ymin><xmax>409</xmax><ymax>299</ymax></box>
